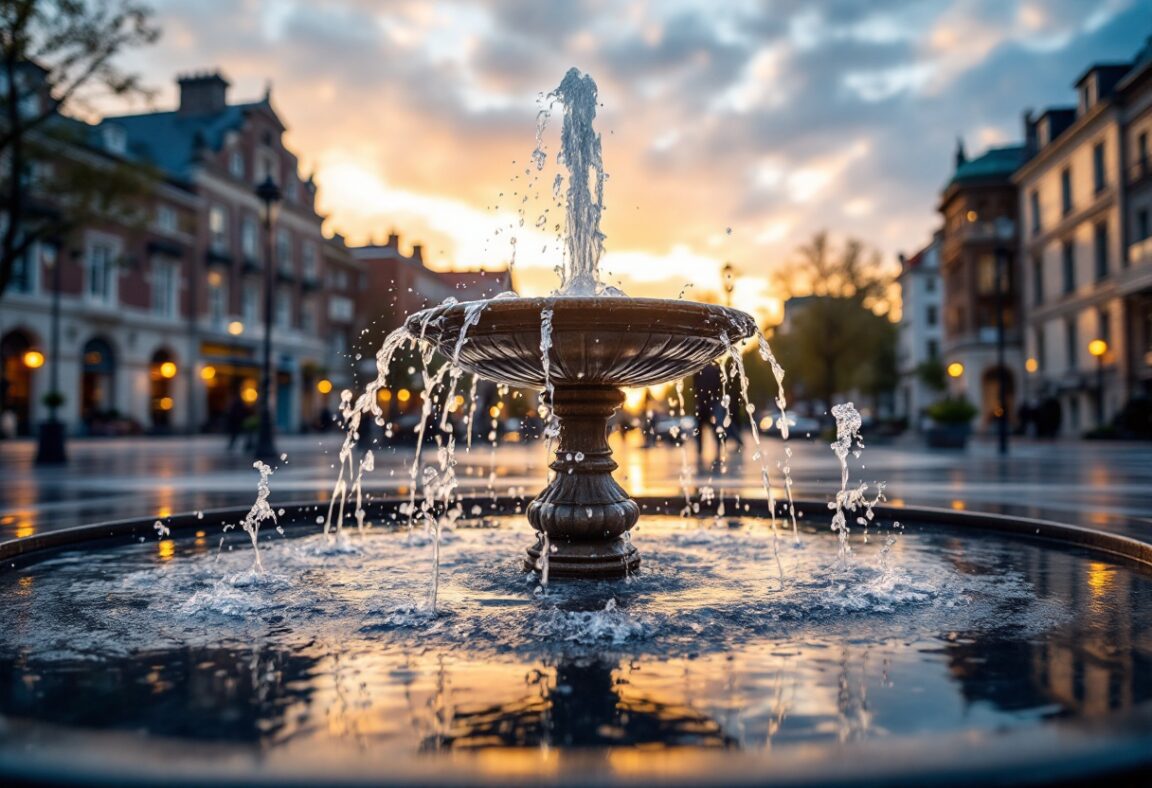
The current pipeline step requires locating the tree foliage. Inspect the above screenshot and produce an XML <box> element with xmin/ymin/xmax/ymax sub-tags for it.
<box><xmin>761</xmin><ymin>231</ymin><xmax>900</xmax><ymax>414</ymax></box>
<box><xmin>0</xmin><ymin>0</ymin><xmax>160</xmax><ymax>298</ymax></box>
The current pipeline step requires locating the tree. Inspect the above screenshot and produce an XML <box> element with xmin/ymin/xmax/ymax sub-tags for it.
<box><xmin>0</xmin><ymin>0</ymin><xmax>160</xmax><ymax>299</ymax></box>
<box><xmin>766</xmin><ymin>231</ymin><xmax>900</xmax><ymax>416</ymax></box>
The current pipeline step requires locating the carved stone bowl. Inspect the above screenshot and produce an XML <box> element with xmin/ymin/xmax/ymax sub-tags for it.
<box><xmin>406</xmin><ymin>296</ymin><xmax>756</xmax><ymax>390</ymax></box>
<box><xmin>406</xmin><ymin>296</ymin><xmax>757</xmax><ymax>579</ymax></box>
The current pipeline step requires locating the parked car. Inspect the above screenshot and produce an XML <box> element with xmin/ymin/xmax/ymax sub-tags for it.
<box><xmin>759</xmin><ymin>410</ymin><xmax>821</xmax><ymax>439</ymax></box>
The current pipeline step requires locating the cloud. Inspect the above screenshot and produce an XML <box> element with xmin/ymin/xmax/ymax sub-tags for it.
<box><xmin>112</xmin><ymin>0</ymin><xmax>1148</xmax><ymax>314</ymax></box>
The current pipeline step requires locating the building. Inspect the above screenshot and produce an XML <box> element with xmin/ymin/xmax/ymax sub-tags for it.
<box><xmin>895</xmin><ymin>232</ymin><xmax>943</xmax><ymax>427</ymax></box>
<box><xmin>938</xmin><ymin>141</ymin><xmax>1026</xmax><ymax>430</ymax></box>
<box><xmin>1013</xmin><ymin>38</ymin><xmax>1152</xmax><ymax>435</ymax></box>
<box><xmin>351</xmin><ymin>232</ymin><xmax>512</xmax><ymax>350</ymax></box>
<box><xmin>0</xmin><ymin>70</ymin><xmax>366</xmax><ymax>436</ymax></box>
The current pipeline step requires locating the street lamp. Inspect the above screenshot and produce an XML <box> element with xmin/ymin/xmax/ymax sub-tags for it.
<box><xmin>1088</xmin><ymin>338</ymin><xmax>1108</xmax><ymax>429</ymax></box>
<box><xmin>36</xmin><ymin>242</ymin><xmax>66</xmax><ymax>465</ymax></box>
<box><xmin>254</xmin><ymin>175</ymin><xmax>282</xmax><ymax>464</ymax></box>
<box><xmin>721</xmin><ymin>262</ymin><xmax>735</xmax><ymax>308</ymax></box>
<box><xmin>993</xmin><ymin>216</ymin><xmax>1015</xmax><ymax>456</ymax></box>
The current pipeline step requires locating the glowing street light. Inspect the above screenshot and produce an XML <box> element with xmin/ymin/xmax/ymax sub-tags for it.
<box><xmin>1089</xmin><ymin>339</ymin><xmax>1108</xmax><ymax>428</ymax></box>
<box><xmin>159</xmin><ymin>361</ymin><xmax>177</xmax><ymax>379</ymax></box>
<box><xmin>200</xmin><ymin>365</ymin><xmax>217</xmax><ymax>381</ymax></box>
<box><xmin>1025</xmin><ymin>357</ymin><xmax>1038</xmax><ymax>374</ymax></box>
<box><xmin>947</xmin><ymin>362</ymin><xmax>964</xmax><ymax>378</ymax></box>
<box><xmin>316</xmin><ymin>379</ymin><xmax>333</xmax><ymax>395</ymax></box>
<box><xmin>22</xmin><ymin>350</ymin><xmax>44</xmax><ymax>369</ymax></box>
<box><xmin>227</xmin><ymin>320</ymin><xmax>245</xmax><ymax>336</ymax></box>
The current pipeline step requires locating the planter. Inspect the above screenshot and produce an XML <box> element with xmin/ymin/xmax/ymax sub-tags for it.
<box><xmin>925</xmin><ymin>424</ymin><xmax>970</xmax><ymax>449</ymax></box>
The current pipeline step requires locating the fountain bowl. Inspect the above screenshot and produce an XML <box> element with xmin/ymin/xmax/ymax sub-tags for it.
<box><xmin>407</xmin><ymin>296</ymin><xmax>756</xmax><ymax>389</ymax></box>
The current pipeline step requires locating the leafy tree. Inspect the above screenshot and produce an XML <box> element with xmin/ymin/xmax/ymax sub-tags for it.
<box><xmin>0</xmin><ymin>0</ymin><xmax>160</xmax><ymax>298</ymax></box>
<box><xmin>764</xmin><ymin>231</ymin><xmax>900</xmax><ymax>415</ymax></box>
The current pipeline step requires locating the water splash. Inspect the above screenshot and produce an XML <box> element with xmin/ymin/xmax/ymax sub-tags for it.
<box><xmin>828</xmin><ymin>403</ymin><xmax>886</xmax><ymax>574</ymax></box>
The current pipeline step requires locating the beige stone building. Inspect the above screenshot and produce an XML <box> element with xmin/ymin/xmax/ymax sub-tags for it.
<box><xmin>1014</xmin><ymin>41</ymin><xmax>1152</xmax><ymax>435</ymax></box>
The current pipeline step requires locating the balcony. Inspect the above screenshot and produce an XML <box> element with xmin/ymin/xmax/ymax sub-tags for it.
<box><xmin>1128</xmin><ymin>157</ymin><xmax>1152</xmax><ymax>189</ymax></box>
<box><xmin>241</xmin><ymin>256</ymin><xmax>262</xmax><ymax>275</ymax></box>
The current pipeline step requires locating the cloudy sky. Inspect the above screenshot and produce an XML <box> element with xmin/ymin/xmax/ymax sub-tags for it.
<box><xmin>110</xmin><ymin>0</ymin><xmax>1149</xmax><ymax>321</ymax></box>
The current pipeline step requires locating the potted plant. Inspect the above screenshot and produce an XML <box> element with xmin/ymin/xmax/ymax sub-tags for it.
<box><xmin>924</xmin><ymin>396</ymin><xmax>977</xmax><ymax>449</ymax></box>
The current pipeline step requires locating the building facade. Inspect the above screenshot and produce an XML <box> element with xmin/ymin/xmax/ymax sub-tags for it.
<box><xmin>1014</xmin><ymin>43</ymin><xmax>1152</xmax><ymax>435</ymax></box>
<box><xmin>0</xmin><ymin>71</ymin><xmax>366</xmax><ymax>436</ymax></box>
<box><xmin>896</xmin><ymin>232</ymin><xmax>943</xmax><ymax>427</ymax></box>
<box><xmin>938</xmin><ymin>143</ymin><xmax>1026</xmax><ymax>430</ymax></box>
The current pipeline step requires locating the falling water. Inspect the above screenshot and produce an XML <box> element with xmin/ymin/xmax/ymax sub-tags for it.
<box><xmin>755</xmin><ymin>328</ymin><xmax>799</xmax><ymax>541</ymax></box>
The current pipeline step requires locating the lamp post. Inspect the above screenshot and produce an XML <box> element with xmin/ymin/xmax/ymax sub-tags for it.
<box><xmin>993</xmin><ymin>217</ymin><xmax>1015</xmax><ymax>456</ymax></box>
<box><xmin>36</xmin><ymin>243</ymin><xmax>66</xmax><ymax>464</ymax></box>
<box><xmin>254</xmin><ymin>175</ymin><xmax>282</xmax><ymax>464</ymax></box>
<box><xmin>721</xmin><ymin>262</ymin><xmax>735</xmax><ymax>308</ymax></box>
<box><xmin>1088</xmin><ymin>339</ymin><xmax>1108</xmax><ymax>429</ymax></box>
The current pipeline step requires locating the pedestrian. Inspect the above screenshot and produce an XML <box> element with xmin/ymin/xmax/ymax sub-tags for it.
<box><xmin>693</xmin><ymin>363</ymin><xmax>722</xmax><ymax>467</ymax></box>
<box><xmin>226</xmin><ymin>396</ymin><xmax>249</xmax><ymax>450</ymax></box>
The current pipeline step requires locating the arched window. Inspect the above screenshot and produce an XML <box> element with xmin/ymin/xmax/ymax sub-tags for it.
<box><xmin>81</xmin><ymin>337</ymin><xmax>116</xmax><ymax>425</ymax></box>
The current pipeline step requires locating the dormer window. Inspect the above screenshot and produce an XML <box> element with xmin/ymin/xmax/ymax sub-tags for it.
<box><xmin>1079</xmin><ymin>76</ymin><xmax>1096</xmax><ymax>115</ymax></box>
<box><xmin>229</xmin><ymin>150</ymin><xmax>245</xmax><ymax>179</ymax></box>
<box><xmin>103</xmin><ymin>124</ymin><xmax>126</xmax><ymax>155</ymax></box>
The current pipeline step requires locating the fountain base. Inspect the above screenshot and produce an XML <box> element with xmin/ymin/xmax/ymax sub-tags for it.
<box><xmin>525</xmin><ymin>386</ymin><xmax>641</xmax><ymax>579</ymax></box>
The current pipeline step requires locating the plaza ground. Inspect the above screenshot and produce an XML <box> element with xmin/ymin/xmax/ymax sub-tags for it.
<box><xmin>1</xmin><ymin>431</ymin><xmax>1149</xmax><ymax>543</ymax></box>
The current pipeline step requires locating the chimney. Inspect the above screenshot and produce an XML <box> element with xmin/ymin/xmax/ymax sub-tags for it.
<box><xmin>177</xmin><ymin>71</ymin><xmax>230</xmax><ymax>115</ymax></box>
<box><xmin>1023</xmin><ymin>109</ymin><xmax>1037</xmax><ymax>157</ymax></box>
<box><xmin>954</xmin><ymin>136</ymin><xmax>967</xmax><ymax>168</ymax></box>
<box><xmin>386</xmin><ymin>232</ymin><xmax>400</xmax><ymax>249</ymax></box>
<box><xmin>411</xmin><ymin>243</ymin><xmax>424</xmax><ymax>264</ymax></box>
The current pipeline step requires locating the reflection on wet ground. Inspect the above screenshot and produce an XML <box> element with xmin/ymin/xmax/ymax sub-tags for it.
<box><xmin>1</xmin><ymin>433</ymin><xmax>1151</xmax><ymax>542</ymax></box>
<box><xmin>1</xmin><ymin>517</ymin><xmax>1150</xmax><ymax>771</ymax></box>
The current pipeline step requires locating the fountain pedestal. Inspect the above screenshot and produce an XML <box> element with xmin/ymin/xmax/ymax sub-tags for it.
<box><xmin>525</xmin><ymin>386</ymin><xmax>640</xmax><ymax>578</ymax></box>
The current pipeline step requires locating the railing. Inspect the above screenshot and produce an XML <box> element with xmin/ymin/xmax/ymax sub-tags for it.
<box><xmin>1128</xmin><ymin>157</ymin><xmax>1151</xmax><ymax>187</ymax></box>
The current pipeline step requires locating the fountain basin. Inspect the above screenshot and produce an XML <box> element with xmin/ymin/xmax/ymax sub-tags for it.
<box><xmin>407</xmin><ymin>297</ymin><xmax>757</xmax><ymax>578</ymax></box>
<box><xmin>1</xmin><ymin>497</ymin><xmax>1152</xmax><ymax>787</ymax></box>
<box><xmin>407</xmin><ymin>296</ymin><xmax>755</xmax><ymax>389</ymax></box>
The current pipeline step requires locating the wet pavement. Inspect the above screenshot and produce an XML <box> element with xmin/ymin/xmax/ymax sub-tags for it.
<box><xmin>1</xmin><ymin>430</ymin><xmax>1150</xmax><ymax>542</ymax></box>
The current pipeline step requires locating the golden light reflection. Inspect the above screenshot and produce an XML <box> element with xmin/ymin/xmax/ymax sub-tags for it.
<box><xmin>158</xmin><ymin>396</ymin><xmax>174</xmax><ymax>411</ymax></box>
<box><xmin>200</xmin><ymin>365</ymin><xmax>217</xmax><ymax>381</ymax></box>
<box><xmin>157</xmin><ymin>539</ymin><xmax>175</xmax><ymax>562</ymax></box>
<box><xmin>623</xmin><ymin>387</ymin><xmax>648</xmax><ymax>414</ymax></box>
<box><xmin>947</xmin><ymin>362</ymin><xmax>964</xmax><ymax>378</ymax></box>
<box><xmin>397</xmin><ymin>388</ymin><xmax>411</xmax><ymax>403</ymax></box>
<box><xmin>227</xmin><ymin>319</ymin><xmax>245</xmax><ymax>336</ymax></box>
<box><xmin>156</xmin><ymin>506</ymin><xmax>172</xmax><ymax>519</ymax></box>
<box><xmin>241</xmin><ymin>386</ymin><xmax>259</xmax><ymax>404</ymax></box>
<box><xmin>1087</xmin><ymin>561</ymin><xmax>1114</xmax><ymax>598</ymax></box>
<box><xmin>378</xmin><ymin>389</ymin><xmax>393</xmax><ymax>403</ymax></box>
<box><xmin>950</xmin><ymin>500</ymin><xmax>966</xmax><ymax>511</ymax></box>
<box><xmin>15</xmin><ymin>518</ymin><xmax>35</xmax><ymax>539</ymax></box>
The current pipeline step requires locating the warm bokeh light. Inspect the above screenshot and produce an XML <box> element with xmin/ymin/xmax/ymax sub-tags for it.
<box><xmin>1088</xmin><ymin>339</ymin><xmax>1108</xmax><ymax>358</ymax></box>
<box><xmin>317</xmin><ymin>379</ymin><xmax>333</xmax><ymax>394</ymax></box>
<box><xmin>241</xmin><ymin>386</ymin><xmax>258</xmax><ymax>404</ymax></box>
<box><xmin>200</xmin><ymin>365</ymin><xmax>217</xmax><ymax>381</ymax></box>
<box><xmin>227</xmin><ymin>320</ymin><xmax>245</xmax><ymax>336</ymax></box>
<box><xmin>378</xmin><ymin>389</ymin><xmax>392</xmax><ymax>403</ymax></box>
<box><xmin>159</xmin><ymin>361</ymin><xmax>177</xmax><ymax>378</ymax></box>
<box><xmin>158</xmin><ymin>396</ymin><xmax>174</xmax><ymax>411</ymax></box>
<box><xmin>947</xmin><ymin>362</ymin><xmax>964</xmax><ymax>378</ymax></box>
<box><xmin>397</xmin><ymin>389</ymin><xmax>411</xmax><ymax>403</ymax></box>
<box><xmin>22</xmin><ymin>350</ymin><xmax>44</xmax><ymax>369</ymax></box>
<box><xmin>1025</xmin><ymin>357</ymin><xmax>1038</xmax><ymax>373</ymax></box>
<box><xmin>623</xmin><ymin>387</ymin><xmax>648</xmax><ymax>414</ymax></box>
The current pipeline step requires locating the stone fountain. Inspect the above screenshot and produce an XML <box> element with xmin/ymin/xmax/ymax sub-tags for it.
<box><xmin>410</xmin><ymin>296</ymin><xmax>754</xmax><ymax>577</ymax></box>
<box><xmin>406</xmin><ymin>69</ymin><xmax>756</xmax><ymax>577</ymax></box>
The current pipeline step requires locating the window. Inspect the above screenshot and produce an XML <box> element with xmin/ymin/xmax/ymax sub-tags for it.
<box><xmin>208</xmin><ymin>275</ymin><xmax>227</xmax><ymax>327</ymax></box>
<box><xmin>1066</xmin><ymin>318</ymin><xmax>1078</xmax><ymax>370</ymax></box>
<box><xmin>1139</xmin><ymin>132</ymin><xmax>1149</xmax><ymax>172</ymax></box>
<box><xmin>330</xmin><ymin>330</ymin><xmax>348</xmax><ymax>358</ymax></box>
<box><xmin>229</xmin><ymin>150</ymin><xmax>245</xmax><ymax>180</ymax></box>
<box><xmin>1061</xmin><ymin>167</ymin><xmax>1072</xmax><ymax>215</ymax></box>
<box><xmin>329</xmin><ymin>294</ymin><xmax>354</xmax><ymax>322</ymax></box>
<box><xmin>276</xmin><ymin>228</ymin><xmax>291</xmax><ymax>273</ymax></box>
<box><xmin>209</xmin><ymin>205</ymin><xmax>228</xmax><ymax>253</ymax></box>
<box><xmin>156</xmin><ymin>204</ymin><xmax>178</xmax><ymax>234</ymax></box>
<box><xmin>1094</xmin><ymin>222</ymin><xmax>1109</xmax><ymax>281</ymax></box>
<box><xmin>275</xmin><ymin>287</ymin><xmax>292</xmax><ymax>330</ymax></box>
<box><xmin>242</xmin><ymin>282</ymin><xmax>259</xmax><ymax>325</ymax></box>
<box><xmin>241</xmin><ymin>216</ymin><xmax>258</xmax><ymax>261</ymax></box>
<box><xmin>926</xmin><ymin>305</ymin><xmax>938</xmax><ymax>327</ymax></box>
<box><xmin>1035</xmin><ymin>328</ymin><xmax>1046</xmax><ymax>371</ymax></box>
<box><xmin>1062</xmin><ymin>240</ymin><xmax>1075</xmax><ymax>294</ymax></box>
<box><xmin>925</xmin><ymin>275</ymin><xmax>936</xmax><ymax>293</ymax></box>
<box><xmin>9</xmin><ymin>242</ymin><xmax>38</xmax><ymax>294</ymax></box>
<box><xmin>333</xmin><ymin>269</ymin><xmax>349</xmax><ymax>290</ymax></box>
<box><xmin>1032</xmin><ymin>253</ymin><xmax>1044</xmax><ymax>305</ymax></box>
<box><xmin>152</xmin><ymin>259</ymin><xmax>178</xmax><ymax>318</ymax></box>
<box><xmin>301</xmin><ymin>298</ymin><xmax>317</xmax><ymax>333</ymax></box>
<box><xmin>1098</xmin><ymin>308</ymin><xmax>1111</xmax><ymax>344</ymax></box>
<box><xmin>1092</xmin><ymin>142</ymin><xmax>1105</xmax><ymax>193</ymax></box>
<box><xmin>1138</xmin><ymin>208</ymin><xmax>1150</xmax><ymax>242</ymax></box>
<box><xmin>302</xmin><ymin>242</ymin><xmax>318</xmax><ymax>280</ymax></box>
<box><xmin>976</xmin><ymin>254</ymin><xmax>1001</xmax><ymax>295</ymax></box>
<box><xmin>1030</xmin><ymin>189</ymin><xmax>1041</xmax><ymax>235</ymax></box>
<box><xmin>926</xmin><ymin>339</ymin><xmax>939</xmax><ymax>359</ymax></box>
<box><xmin>86</xmin><ymin>239</ymin><xmax>117</xmax><ymax>303</ymax></box>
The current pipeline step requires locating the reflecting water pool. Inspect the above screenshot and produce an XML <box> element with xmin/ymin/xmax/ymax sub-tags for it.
<box><xmin>1</xmin><ymin>515</ymin><xmax>1151</xmax><ymax>784</ymax></box>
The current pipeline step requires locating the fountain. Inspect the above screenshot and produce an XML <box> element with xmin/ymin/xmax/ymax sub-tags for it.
<box><xmin>2</xmin><ymin>69</ymin><xmax>1152</xmax><ymax>786</ymax></box>
<box><xmin>406</xmin><ymin>68</ymin><xmax>755</xmax><ymax>578</ymax></box>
